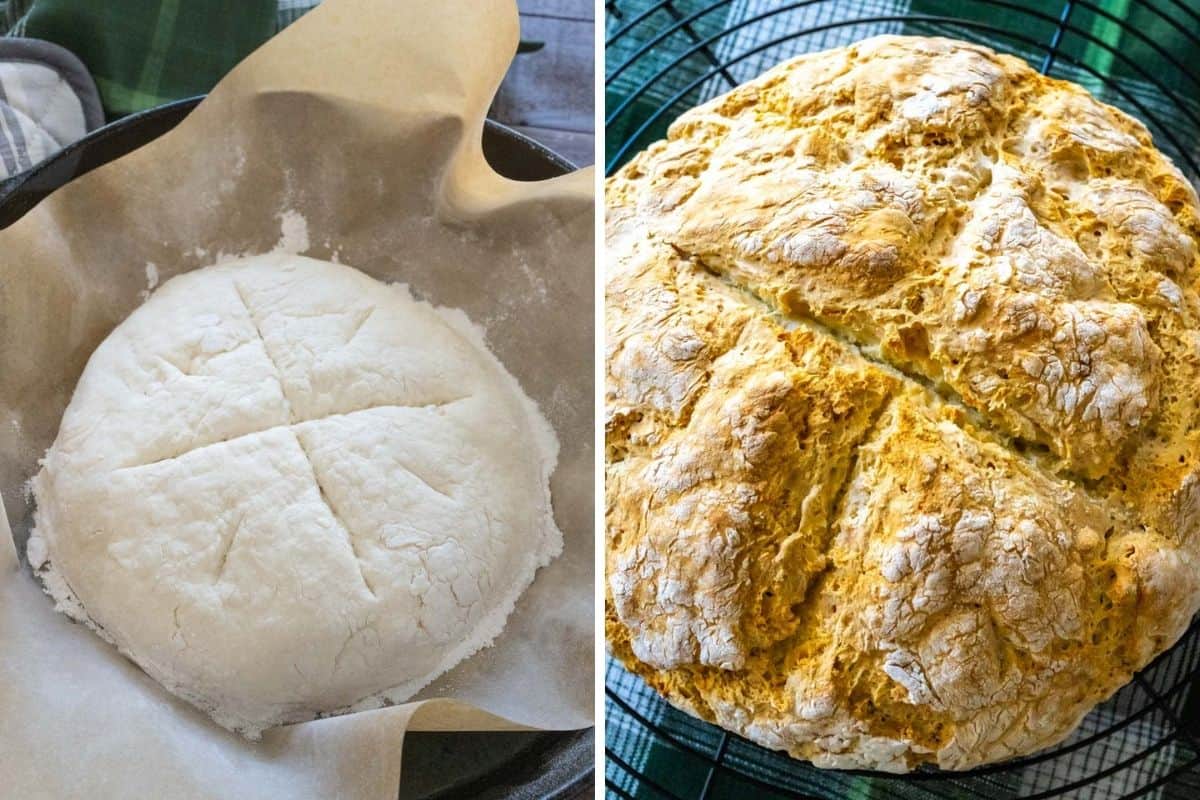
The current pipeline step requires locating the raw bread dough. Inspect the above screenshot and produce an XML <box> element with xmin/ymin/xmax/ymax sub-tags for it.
<box><xmin>29</xmin><ymin>253</ymin><xmax>562</xmax><ymax>737</ymax></box>
<box><xmin>606</xmin><ymin>36</ymin><xmax>1200</xmax><ymax>771</ymax></box>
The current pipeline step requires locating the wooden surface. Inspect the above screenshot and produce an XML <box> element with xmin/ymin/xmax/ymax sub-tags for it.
<box><xmin>490</xmin><ymin>0</ymin><xmax>594</xmax><ymax>167</ymax></box>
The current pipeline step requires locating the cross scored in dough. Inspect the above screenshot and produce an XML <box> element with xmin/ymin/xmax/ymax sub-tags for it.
<box><xmin>112</xmin><ymin>282</ymin><xmax>472</xmax><ymax>597</ymax></box>
<box><xmin>30</xmin><ymin>255</ymin><xmax>562</xmax><ymax>738</ymax></box>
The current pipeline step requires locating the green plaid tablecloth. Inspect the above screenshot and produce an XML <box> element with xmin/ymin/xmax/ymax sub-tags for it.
<box><xmin>1</xmin><ymin>0</ymin><xmax>320</xmax><ymax>118</ymax></box>
<box><xmin>605</xmin><ymin>1</ymin><xmax>1200</xmax><ymax>798</ymax></box>
<box><xmin>1</xmin><ymin>0</ymin><xmax>542</xmax><ymax>123</ymax></box>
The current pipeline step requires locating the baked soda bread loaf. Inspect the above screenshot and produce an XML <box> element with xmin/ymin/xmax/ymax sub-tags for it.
<box><xmin>605</xmin><ymin>35</ymin><xmax>1200</xmax><ymax>771</ymax></box>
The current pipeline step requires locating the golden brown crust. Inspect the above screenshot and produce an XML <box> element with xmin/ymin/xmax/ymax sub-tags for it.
<box><xmin>605</xmin><ymin>35</ymin><xmax>1200</xmax><ymax>771</ymax></box>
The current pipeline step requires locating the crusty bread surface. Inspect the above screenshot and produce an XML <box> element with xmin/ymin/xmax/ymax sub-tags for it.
<box><xmin>605</xmin><ymin>35</ymin><xmax>1200</xmax><ymax>771</ymax></box>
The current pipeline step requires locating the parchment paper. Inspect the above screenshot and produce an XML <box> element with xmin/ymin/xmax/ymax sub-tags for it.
<box><xmin>0</xmin><ymin>0</ymin><xmax>594</xmax><ymax>797</ymax></box>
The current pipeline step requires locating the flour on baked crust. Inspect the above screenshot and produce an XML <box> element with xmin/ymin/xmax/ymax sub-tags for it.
<box><xmin>606</xmin><ymin>35</ymin><xmax>1200</xmax><ymax>771</ymax></box>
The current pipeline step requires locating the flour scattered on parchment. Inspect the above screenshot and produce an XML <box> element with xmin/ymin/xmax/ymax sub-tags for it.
<box><xmin>16</xmin><ymin>417</ymin><xmax>34</xmax><ymax>504</ymax></box>
<box><xmin>10</xmin><ymin>417</ymin><xmax>35</xmax><ymax>504</ymax></box>
<box><xmin>193</xmin><ymin>247</ymin><xmax>244</xmax><ymax>266</ymax></box>
<box><xmin>139</xmin><ymin>262</ymin><xmax>160</xmax><ymax>301</ymax></box>
<box><xmin>273</xmin><ymin>210</ymin><xmax>310</xmax><ymax>254</ymax></box>
<box><xmin>183</xmin><ymin>211</ymin><xmax>311</xmax><ymax>269</ymax></box>
<box><xmin>517</xmin><ymin>258</ymin><xmax>548</xmax><ymax>301</ymax></box>
<box><xmin>322</xmin><ymin>237</ymin><xmax>343</xmax><ymax>263</ymax></box>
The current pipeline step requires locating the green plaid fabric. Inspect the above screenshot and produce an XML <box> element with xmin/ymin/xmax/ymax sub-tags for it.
<box><xmin>0</xmin><ymin>0</ymin><xmax>543</xmax><ymax>123</ymax></box>
<box><xmin>605</xmin><ymin>2</ymin><xmax>1200</xmax><ymax>798</ymax></box>
<box><xmin>1</xmin><ymin>0</ymin><xmax>320</xmax><ymax>118</ymax></box>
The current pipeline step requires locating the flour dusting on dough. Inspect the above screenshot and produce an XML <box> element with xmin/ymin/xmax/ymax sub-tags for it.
<box><xmin>29</xmin><ymin>254</ymin><xmax>562</xmax><ymax>738</ymax></box>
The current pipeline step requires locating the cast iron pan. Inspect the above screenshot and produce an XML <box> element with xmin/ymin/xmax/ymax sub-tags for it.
<box><xmin>0</xmin><ymin>96</ymin><xmax>576</xmax><ymax>226</ymax></box>
<box><xmin>0</xmin><ymin>96</ymin><xmax>593</xmax><ymax>800</ymax></box>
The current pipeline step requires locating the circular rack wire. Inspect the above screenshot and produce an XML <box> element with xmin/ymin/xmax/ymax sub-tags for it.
<box><xmin>603</xmin><ymin>1</ymin><xmax>1200</xmax><ymax>798</ymax></box>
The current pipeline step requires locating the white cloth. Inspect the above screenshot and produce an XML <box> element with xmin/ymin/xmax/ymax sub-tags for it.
<box><xmin>0</xmin><ymin>37</ymin><xmax>101</xmax><ymax>179</ymax></box>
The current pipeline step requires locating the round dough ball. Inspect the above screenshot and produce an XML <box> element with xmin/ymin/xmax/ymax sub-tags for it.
<box><xmin>606</xmin><ymin>36</ymin><xmax>1200</xmax><ymax>771</ymax></box>
<box><xmin>30</xmin><ymin>253</ymin><xmax>561</xmax><ymax>736</ymax></box>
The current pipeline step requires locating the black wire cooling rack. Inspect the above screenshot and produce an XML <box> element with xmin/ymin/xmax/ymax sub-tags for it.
<box><xmin>604</xmin><ymin>1</ymin><xmax>1200</xmax><ymax>798</ymax></box>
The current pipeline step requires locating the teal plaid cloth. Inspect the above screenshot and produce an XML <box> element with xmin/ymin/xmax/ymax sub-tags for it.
<box><xmin>605</xmin><ymin>2</ymin><xmax>1200</xmax><ymax>798</ymax></box>
<box><xmin>1</xmin><ymin>0</ymin><xmax>540</xmax><ymax>122</ymax></box>
<box><xmin>1</xmin><ymin>0</ymin><xmax>319</xmax><ymax>118</ymax></box>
